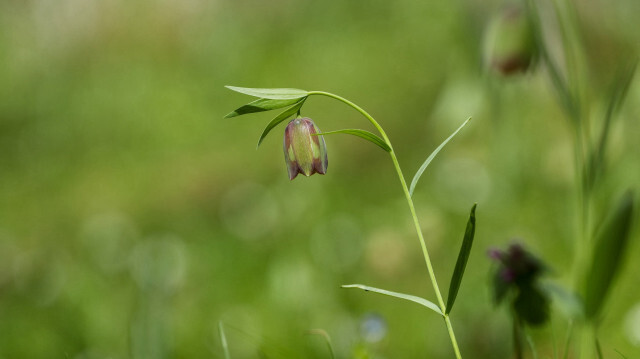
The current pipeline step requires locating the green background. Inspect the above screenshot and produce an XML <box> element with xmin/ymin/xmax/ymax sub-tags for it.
<box><xmin>1</xmin><ymin>0</ymin><xmax>639</xmax><ymax>357</ymax></box>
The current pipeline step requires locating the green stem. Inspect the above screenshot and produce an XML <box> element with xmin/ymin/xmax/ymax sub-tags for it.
<box><xmin>525</xmin><ymin>328</ymin><xmax>539</xmax><ymax>359</ymax></box>
<box><xmin>308</xmin><ymin>91</ymin><xmax>462</xmax><ymax>359</ymax></box>
<box><xmin>513</xmin><ymin>314</ymin><xmax>524</xmax><ymax>359</ymax></box>
<box><xmin>562</xmin><ymin>320</ymin><xmax>574</xmax><ymax>359</ymax></box>
<box><xmin>571</xmin><ymin>109</ymin><xmax>591</xmax><ymax>289</ymax></box>
<box><xmin>532</xmin><ymin>3</ymin><xmax>597</xmax><ymax>358</ymax></box>
<box><xmin>307</xmin><ymin>92</ymin><xmax>389</xmax><ymax>143</ymax></box>
<box><xmin>528</xmin><ymin>0</ymin><xmax>592</xmax><ymax>290</ymax></box>
<box><xmin>579</xmin><ymin>323</ymin><xmax>597</xmax><ymax>359</ymax></box>
<box><xmin>218</xmin><ymin>321</ymin><xmax>231</xmax><ymax>359</ymax></box>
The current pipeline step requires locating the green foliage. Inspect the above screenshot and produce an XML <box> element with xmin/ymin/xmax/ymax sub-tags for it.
<box><xmin>224</xmin><ymin>98</ymin><xmax>304</xmax><ymax>119</ymax></box>
<box><xmin>305</xmin><ymin>329</ymin><xmax>335</xmax><ymax>359</ymax></box>
<box><xmin>588</xmin><ymin>61</ymin><xmax>638</xmax><ymax>189</ymax></box>
<box><xmin>615</xmin><ymin>349</ymin><xmax>629</xmax><ymax>359</ymax></box>
<box><xmin>584</xmin><ymin>191</ymin><xmax>635</xmax><ymax>320</ymax></box>
<box><xmin>446</xmin><ymin>203</ymin><xmax>477</xmax><ymax>314</ymax></box>
<box><xmin>225</xmin><ymin>86</ymin><xmax>309</xmax><ymax>100</ymax></box>
<box><xmin>342</xmin><ymin>284</ymin><xmax>443</xmax><ymax>316</ymax></box>
<box><xmin>596</xmin><ymin>338</ymin><xmax>603</xmax><ymax>359</ymax></box>
<box><xmin>514</xmin><ymin>285</ymin><xmax>549</xmax><ymax>326</ymax></box>
<box><xmin>219</xmin><ymin>321</ymin><xmax>231</xmax><ymax>359</ymax></box>
<box><xmin>541</xmin><ymin>282</ymin><xmax>583</xmax><ymax>319</ymax></box>
<box><xmin>257</xmin><ymin>99</ymin><xmax>306</xmax><ymax>147</ymax></box>
<box><xmin>409</xmin><ymin>117</ymin><xmax>471</xmax><ymax>197</ymax></box>
<box><xmin>1</xmin><ymin>0</ymin><xmax>639</xmax><ymax>357</ymax></box>
<box><xmin>313</xmin><ymin>129</ymin><xmax>391</xmax><ymax>152</ymax></box>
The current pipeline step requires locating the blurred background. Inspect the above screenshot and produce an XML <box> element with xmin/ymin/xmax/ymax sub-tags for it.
<box><xmin>1</xmin><ymin>0</ymin><xmax>639</xmax><ymax>357</ymax></box>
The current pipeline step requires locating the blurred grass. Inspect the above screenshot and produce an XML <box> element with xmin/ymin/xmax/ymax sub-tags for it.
<box><xmin>1</xmin><ymin>0</ymin><xmax>639</xmax><ymax>358</ymax></box>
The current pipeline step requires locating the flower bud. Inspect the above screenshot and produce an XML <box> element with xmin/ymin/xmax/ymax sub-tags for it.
<box><xmin>283</xmin><ymin>117</ymin><xmax>328</xmax><ymax>180</ymax></box>
<box><xmin>484</xmin><ymin>3</ymin><xmax>537</xmax><ymax>75</ymax></box>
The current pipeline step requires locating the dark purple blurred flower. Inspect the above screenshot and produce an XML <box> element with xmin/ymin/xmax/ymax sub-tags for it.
<box><xmin>283</xmin><ymin>118</ymin><xmax>328</xmax><ymax>180</ymax></box>
<box><xmin>489</xmin><ymin>243</ymin><xmax>543</xmax><ymax>286</ymax></box>
<box><xmin>488</xmin><ymin>242</ymin><xmax>549</xmax><ymax>326</ymax></box>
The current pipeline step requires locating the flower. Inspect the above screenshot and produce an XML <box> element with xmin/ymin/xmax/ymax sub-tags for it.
<box><xmin>488</xmin><ymin>242</ymin><xmax>550</xmax><ymax>326</ymax></box>
<box><xmin>283</xmin><ymin>117</ymin><xmax>328</xmax><ymax>180</ymax></box>
<box><xmin>483</xmin><ymin>4</ymin><xmax>537</xmax><ymax>75</ymax></box>
<box><xmin>489</xmin><ymin>243</ymin><xmax>543</xmax><ymax>287</ymax></box>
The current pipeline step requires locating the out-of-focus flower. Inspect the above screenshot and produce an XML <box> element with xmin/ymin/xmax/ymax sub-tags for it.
<box><xmin>483</xmin><ymin>3</ymin><xmax>537</xmax><ymax>75</ymax></box>
<box><xmin>489</xmin><ymin>243</ymin><xmax>549</xmax><ymax>326</ymax></box>
<box><xmin>283</xmin><ymin>117</ymin><xmax>328</xmax><ymax>180</ymax></box>
<box><xmin>360</xmin><ymin>313</ymin><xmax>387</xmax><ymax>343</ymax></box>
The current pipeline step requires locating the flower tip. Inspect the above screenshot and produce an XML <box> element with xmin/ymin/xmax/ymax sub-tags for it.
<box><xmin>487</xmin><ymin>248</ymin><xmax>503</xmax><ymax>260</ymax></box>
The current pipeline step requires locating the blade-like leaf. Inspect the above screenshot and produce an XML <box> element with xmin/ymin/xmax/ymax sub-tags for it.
<box><xmin>589</xmin><ymin>60</ymin><xmax>637</xmax><ymax>188</ymax></box>
<box><xmin>218</xmin><ymin>321</ymin><xmax>231</xmax><ymax>359</ymax></box>
<box><xmin>584</xmin><ymin>191</ymin><xmax>635</xmax><ymax>320</ymax></box>
<box><xmin>342</xmin><ymin>284</ymin><xmax>443</xmax><ymax>316</ymax></box>
<box><xmin>615</xmin><ymin>349</ymin><xmax>629</xmax><ymax>359</ymax></box>
<box><xmin>224</xmin><ymin>98</ymin><xmax>303</xmax><ymax>118</ymax></box>
<box><xmin>305</xmin><ymin>329</ymin><xmax>335</xmax><ymax>359</ymax></box>
<box><xmin>314</xmin><ymin>129</ymin><xmax>391</xmax><ymax>152</ymax></box>
<box><xmin>562</xmin><ymin>322</ymin><xmax>574</xmax><ymax>359</ymax></box>
<box><xmin>526</xmin><ymin>332</ymin><xmax>539</xmax><ymax>359</ymax></box>
<box><xmin>256</xmin><ymin>99</ymin><xmax>305</xmax><ymax>147</ymax></box>
<box><xmin>225</xmin><ymin>86</ymin><xmax>308</xmax><ymax>100</ymax></box>
<box><xmin>445</xmin><ymin>203</ymin><xmax>477</xmax><ymax>314</ymax></box>
<box><xmin>541</xmin><ymin>282</ymin><xmax>584</xmax><ymax>319</ymax></box>
<box><xmin>596</xmin><ymin>338</ymin><xmax>603</xmax><ymax>359</ymax></box>
<box><xmin>409</xmin><ymin>117</ymin><xmax>471</xmax><ymax>197</ymax></box>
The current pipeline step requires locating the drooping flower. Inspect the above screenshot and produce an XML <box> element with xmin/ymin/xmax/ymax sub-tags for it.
<box><xmin>484</xmin><ymin>3</ymin><xmax>537</xmax><ymax>75</ymax></box>
<box><xmin>283</xmin><ymin>117</ymin><xmax>328</xmax><ymax>180</ymax></box>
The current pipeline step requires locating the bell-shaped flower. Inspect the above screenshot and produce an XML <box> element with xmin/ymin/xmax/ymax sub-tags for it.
<box><xmin>283</xmin><ymin>117</ymin><xmax>328</xmax><ymax>180</ymax></box>
<box><xmin>484</xmin><ymin>4</ymin><xmax>537</xmax><ymax>75</ymax></box>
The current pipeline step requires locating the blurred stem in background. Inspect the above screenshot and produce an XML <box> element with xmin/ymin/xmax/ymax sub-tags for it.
<box><xmin>526</xmin><ymin>0</ymin><xmax>637</xmax><ymax>357</ymax></box>
<box><xmin>525</xmin><ymin>0</ymin><xmax>591</xmax><ymax>287</ymax></box>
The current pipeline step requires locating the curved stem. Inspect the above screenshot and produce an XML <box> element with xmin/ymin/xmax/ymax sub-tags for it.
<box><xmin>309</xmin><ymin>91</ymin><xmax>462</xmax><ymax>358</ymax></box>
<box><xmin>308</xmin><ymin>91</ymin><xmax>391</xmax><ymax>145</ymax></box>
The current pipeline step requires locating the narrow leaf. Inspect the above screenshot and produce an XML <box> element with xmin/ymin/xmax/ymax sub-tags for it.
<box><xmin>562</xmin><ymin>321</ymin><xmax>573</xmax><ymax>359</ymax></box>
<box><xmin>314</xmin><ymin>129</ymin><xmax>391</xmax><ymax>152</ymax></box>
<box><xmin>610</xmin><ymin>60</ymin><xmax>637</xmax><ymax>120</ymax></box>
<box><xmin>596</xmin><ymin>338</ymin><xmax>603</xmax><ymax>359</ymax></box>
<box><xmin>526</xmin><ymin>332</ymin><xmax>539</xmax><ymax>359</ymax></box>
<box><xmin>410</xmin><ymin>117</ymin><xmax>471</xmax><ymax>196</ymax></box>
<box><xmin>445</xmin><ymin>203</ymin><xmax>477</xmax><ymax>314</ymax></box>
<box><xmin>256</xmin><ymin>99</ymin><xmax>305</xmax><ymax>147</ymax></box>
<box><xmin>218</xmin><ymin>321</ymin><xmax>231</xmax><ymax>359</ymax></box>
<box><xmin>541</xmin><ymin>282</ymin><xmax>583</xmax><ymax>319</ymax></box>
<box><xmin>589</xmin><ymin>60</ymin><xmax>637</xmax><ymax>188</ymax></box>
<box><xmin>584</xmin><ymin>191</ymin><xmax>635</xmax><ymax>320</ymax></box>
<box><xmin>224</xmin><ymin>98</ymin><xmax>303</xmax><ymax>118</ymax></box>
<box><xmin>342</xmin><ymin>284</ymin><xmax>443</xmax><ymax>316</ymax></box>
<box><xmin>305</xmin><ymin>329</ymin><xmax>335</xmax><ymax>359</ymax></box>
<box><xmin>225</xmin><ymin>86</ymin><xmax>308</xmax><ymax>100</ymax></box>
<box><xmin>615</xmin><ymin>349</ymin><xmax>629</xmax><ymax>359</ymax></box>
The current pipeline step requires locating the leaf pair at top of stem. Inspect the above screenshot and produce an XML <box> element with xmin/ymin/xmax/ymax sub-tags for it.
<box><xmin>224</xmin><ymin>86</ymin><xmax>470</xmax><ymax>194</ymax></box>
<box><xmin>224</xmin><ymin>86</ymin><xmax>390</xmax><ymax>153</ymax></box>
